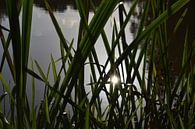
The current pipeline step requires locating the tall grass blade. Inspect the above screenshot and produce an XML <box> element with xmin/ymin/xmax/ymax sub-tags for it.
<box><xmin>48</xmin><ymin>0</ymin><xmax>120</xmax><ymax>121</ymax></box>
<box><xmin>44</xmin><ymin>96</ymin><xmax>51</xmax><ymax>124</ymax></box>
<box><xmin>0</xmin><ymin>74</ymin><xmax>14</xmax><ymax>102</ymax></box>
<box><xmin>0</xmin><ymin>32</ymin><xmax>15</xmax><ymax>80</ymax></box>
<box><xmin>50</xmin><ymin>55</ymin><xmax>57</xmax><ymax>82</ymax></box>
<box><xmin>44</xmin><ymin>0</ymin><xmax>72</xmax><ymax>60</ymax></box>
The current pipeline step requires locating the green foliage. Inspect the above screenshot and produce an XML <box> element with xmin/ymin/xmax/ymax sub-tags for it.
<box><xmin>0</xmin><ymin>0</ymin><xmax>194</xmax><ymax>128</ymax></box>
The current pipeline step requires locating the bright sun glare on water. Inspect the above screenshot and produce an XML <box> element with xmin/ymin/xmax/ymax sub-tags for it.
<box><xmin>111</xmin><ymin>75</ymin><xmax>119</xmax><ymax>85</ymax></box>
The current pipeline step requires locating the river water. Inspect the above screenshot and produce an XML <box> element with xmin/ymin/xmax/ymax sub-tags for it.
<box><xmin>1</xmin><ymin>0</ymin><xmax>194</xmax><ymax>116</ymax></box>
<box><xmin>0</xmin><ymin>0</ymin><xmax>140</xmax><ymax>112</ymax></box>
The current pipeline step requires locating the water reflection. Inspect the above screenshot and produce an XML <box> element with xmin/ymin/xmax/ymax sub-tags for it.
<box><xmin>1</xmin><ymin>0</ymin><xmax>194</xmax><ymax>77</ymax></box>
<box><xmin>34</xmin><ymin>0</ymin><xmax>77</xmax><ymax>11</ymax></box>
<box><xmin>34</xmin><ymin>0</ymin><xmax>131</xmax><ymax>12</ymax></box>
<box><xmin>167</xmin><ymin>0</ymin><xmax>195</xmax><ymax>75</ymax></box>
<box><xmin>0</xmin><ymin>0</ymin><xmax>6</xmax><ymax>20</ymax></box>
<box><xmin>0</xmin><ymin>0</ymin><xmax>132</xmax><ymax>17</ymax></box>
<box><xmin>0</xmin><ymin>0</ymin><xmax>134</xmax><ymax>108</ymax></box>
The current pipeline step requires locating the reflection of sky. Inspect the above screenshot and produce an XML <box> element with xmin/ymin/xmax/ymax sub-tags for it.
<box><xmin>0</xmin><ymin>2</ymin><xmax>144</xmax><ymax>109</ymax></box>
<box><xmin>31</xmin><ymin>6</ymin><xmax>80</xmax><ymax>67</ymax></box>
<box><xmin>30</xmin><ymin>2</ymin><xmax>134</xmax><ymax>73</ymax></box>
<box><xmin>0</xmin><ymin>2</ymin><xmax>134</xmax><ymax>71</ymax></box>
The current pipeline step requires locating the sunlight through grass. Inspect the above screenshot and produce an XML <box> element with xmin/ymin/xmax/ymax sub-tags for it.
<box><xmin>0</xmin><ymin>0</ymin><xmax>194</xmax><ymax>128</ymax></box>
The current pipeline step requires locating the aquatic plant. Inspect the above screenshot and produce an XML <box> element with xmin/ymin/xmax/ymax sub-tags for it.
<box><xmin>0</xmin><ymin>0</ymin><xmax>194</xmax><ymax>128</ymax></box>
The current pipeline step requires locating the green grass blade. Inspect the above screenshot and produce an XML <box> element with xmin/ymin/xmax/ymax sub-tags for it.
<box><xmin>0</xmin><ymin>111</ymin><xmax>11</xmax><ymax>129</ymax></box>
<box><xmin>44</xmin><ymin>0</ymin><xmax>72</xmax><ymax>60</ymax></box>
<box><xmin>85</xmin><ymin>106</ymin><xmax>90</xmax><ymax>129</ymax></box>
<box><xmin>0</xmin><ymin>74</ymin><xmax>14</xmax><ymax>103</ymax></box>
<box><xmin>115</xmin><ymin>0</ymin><xmax>190</xmax><ymax>67</ymax></box>
<box><xmin>50</xmin><ymin>55</ymin><xmax>57</xmax><ymax>82</ymax></box>
<box><xmin>50</xmin><ymin>0</ymin><xmax>120</xmax><ymax>120</ymax></box>
<box><xmin>124</xmin><ymin>99</ymin><xmax>142</xmax><ymax>129</ymax></box>
<box><xmin>5</xmin><ymin>0</ymin><xmax>29</xmax><ymax>127</ymax></box>
<box><xmin>44</xmin><ymin>96</ymin><xmax>51</xmax><ymax>124</ymax></box>
<box><xmin>0</xmin><ymin>32</ymin><xmax>15</xmax><ymax>80</ymax></box>
<box><xmin>30</xmin><ymin>58</ymin><xmax>35</xmax><ymax>110</ymax></box>
<box><xmin>173</xmin><ymin>8</ymin><xmax>188</xmax><ymax>33</ymax></box>
<box><xmin>29</xmin><ymin>58</ymin><xmax>36</xmax><ymax>129</ymax></box>
<box><xmin>35</xmin><ymin>61</ymin><xmax>48</xmax><ymax>82</ymax></box>
<box><xmin>178</xmin><ymin>114</ymin><xmax>185</xmax><ymax>129</ymax></box>
<box><xmin>22</xmin><ymin>0</ymin><xmax>33</xmax><ymax>68</ymax></box>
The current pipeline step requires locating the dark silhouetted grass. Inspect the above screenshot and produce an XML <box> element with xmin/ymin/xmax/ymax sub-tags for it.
<box><xmin>0</xmin><ymin>0</ymin><xmax>194</xmax><ymax>128</ymax></box>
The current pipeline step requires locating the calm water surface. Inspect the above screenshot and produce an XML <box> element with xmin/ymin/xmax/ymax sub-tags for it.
<box><xmin>0</xmin><ymin>1</ymin><xmax>140</xmax><ymax>110</ymax></box>
<box><xmin>1</xmin><ymin>1</ymin><xmax>194</xmax><ymax>116</ymax></box>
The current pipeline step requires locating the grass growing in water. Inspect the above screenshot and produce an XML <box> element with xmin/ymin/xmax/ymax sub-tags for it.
<box><xmin>0</xmin><ymin>0</ymin><xmax>194</xmax><ymax>128</ymax></box>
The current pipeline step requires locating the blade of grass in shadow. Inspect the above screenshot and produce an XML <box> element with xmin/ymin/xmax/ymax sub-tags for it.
<box><xmin>5</xmin><ymin>4</ymin><xmax>23</xmax><ymax>127</ymax></box>
<box><xmin>29</xmin><ymin>58</ymin><xmax>36</xmax><ymax>129</ymax></box>
<box><xmin>114</xmin><ymin>0</ymin><xmax>189</xmax><ymax>67</ymax></box>
<box><xmin>178</xmin><ymin>114</ymin><xmax>185</xmax><ymax>129</ymax></box>
<box><xmin>90</xmin><ymin>0</ymin><xmax>139</xmax><ymax>101</ymax></box>
<box><xmin>58</xmin><ymin>39</ymin><xmax>74</xmax><ymax>75</ymax></box>
<box><xmin>88</xmin><ymin>54</ymin><xmax>104</xmax><ymax>116</ymax></box>
<box><xmin>90</xmin><ymin>0</ymin><xmax>189</xmax><ymax>108</ymax></box>
<box><xmin>89</xmin><ymin>0</ymin><xmax>112</xmax><ymax>60</ymax></box>
<box><xmin>34</xmin><ymin>61</ymin><xmax>50</xmax><ymax>85</ymax></box>
<box><xmin>0</xmin><ymin>32</ymin><xmax>15</xmax><ymax>80</ymax></box>
<box><xmin>44</xmin><ymin>95</ymin><xmax>51</xmax><ymax>124</ymax></box>
<box><xmin>75</xmin><ymin>1</ymin><xmax>90</xmax><ymax>121</ymax></box>
<box><xmin>42</xmin><ymin>79</ymin><xmax>105</xmax><ymax>128</ymax></box>
<box><xmin>173</xmin><ymin>8</ymin><xmax>188</xmax><ymax>34</ymax></box>
<box><xmin>47</xmin><ymin>0</ymin><xmax>120</xmax><ymax>121</ymax></box>
<box><xmin>164</xmin><ymin>104</ymin><xmax>178</xmax><ymax>129</ymax></box>
<box><xmin>88</xmin><ymin>0</ymin><xmax>143</xmax><ymax>107</ymax></box>
<box><xmin>171</xmin><ymin>29</ymin><xmax>191</xmax><ymax>104</ymax></box>
<box><xmin>44</xmin><ymin>0</ymin><xmax>72</xmax><ymax>61</ymax></box>
<box><xmin>0</xmin><ymin>111</ymin><xmax>11</xmax><ymax>129</ymax></box>
<box><xmin>84</xmin><ymin>105</ymin><xmax>90</xmax><ymax>129</ymax></box>
<box><xmin>6</xmin><ymin>0</ymin><xmax>34</xmax><ymax>127</ymax></box>
<box><xmin>0</xmin><ymin>74</ymin><xmax>14</xmax><ymax>102</ymax></box>
<box><xmin>22</xmin><ymin>0</ymin><xmax>34</xmax><ymax>87</ymax></box>
<box><xmin>124</xmin><ymin>98</ymin><xmax>142</xmax><ymax>129</ymax></box>
<box><xmin>26</xmin><ymin>68</ymin><xmax>44</xmax><ymax>82</ymax></box>
<box><xmin>51</xmin><ymin>55</ymin><xmax>57</xmax><ymax>82</ymax></box>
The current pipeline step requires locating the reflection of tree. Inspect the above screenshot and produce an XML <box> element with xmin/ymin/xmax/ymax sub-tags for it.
<box><xmin>145</xmin><ymin>0</ymin><xmax>195</xmax><ymax>89</ymax></box>
<box><xmin>33</xmin><ymin>0</ymin><xmax>131</xmax><ymax>12</ymax></box>
<box><xmin>0</xmin><ymin>0</ymin><xmax>132</xmax><ymax>18</ymax></box>
<box><xmin>34</xmin><ymin>0</ymin><xmax>77</xmax><ymax>11</ymax></box>
<box><xmin>167</xmin><ymin>0</ymin><xmax>195</xmax><ymax>75</ymax></box>
<box><xmin>129</xmin><ymin>1</ymin><xmax>144</xmax><ymax>37</ymax></box>
<box><xmin>0</xmin><ymin>0</ymin><xmax>6</xmax><ymax>20</ymax></box>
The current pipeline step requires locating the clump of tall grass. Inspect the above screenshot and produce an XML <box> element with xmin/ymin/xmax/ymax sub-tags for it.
<box><xmin>0</xmin><ymin>0</ymin><xmax>194</xmax><ymax>128</ymax></box>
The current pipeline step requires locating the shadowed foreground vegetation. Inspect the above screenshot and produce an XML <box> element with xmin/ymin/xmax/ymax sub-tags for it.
<box><xmin>0</xmin><ymin>0</ymin><xmax>194</xmax><ymax>128</ymax></box>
